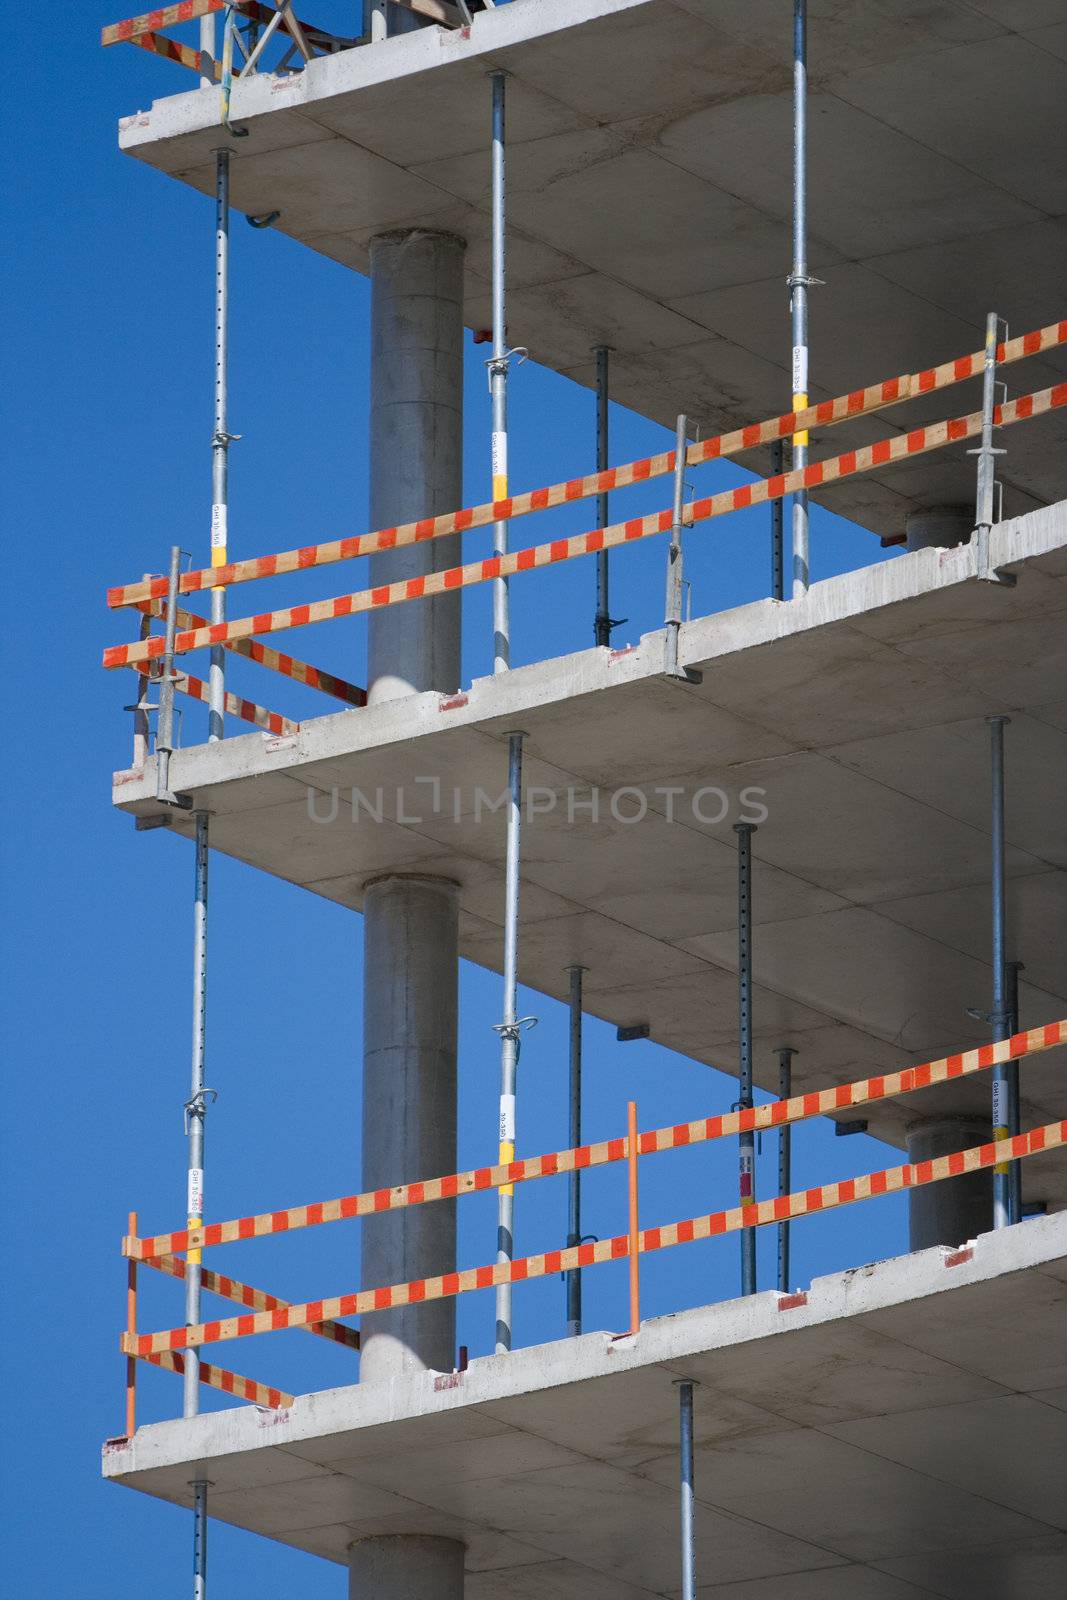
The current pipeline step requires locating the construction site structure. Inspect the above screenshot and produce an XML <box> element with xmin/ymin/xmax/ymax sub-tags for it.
<box><xmin>100</xmin><ymin>4</ymin><xmax>1067</xmax><ymax>1598</ymax></box>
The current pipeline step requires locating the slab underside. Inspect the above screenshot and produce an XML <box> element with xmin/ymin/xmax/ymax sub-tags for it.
<box><xmin>104</xmin><ymin>1212</ymin><xmax>1067</xmax><ymax>1598</ymax></box>
<box><xmin>118</xmin><ymin>0</ymin><xmax>1067</xmax><ymax>538</ymax></box>
<box><xmin>113</xmin><ymin>506</ymin><xmax>1067</xmax><ymax>1201</ymax></box>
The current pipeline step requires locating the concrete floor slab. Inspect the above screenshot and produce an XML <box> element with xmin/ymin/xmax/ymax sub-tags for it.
<box><xmin>104</xmin><ymin>1214</ymin><xmax>1067</xmax><ymax>1597</ymax></box>
<box><xmin>115</xmin><ymin>0</ymin><xmax>1067</xmax><ymax>537</ymax></box>
<box><xmin>112</xmin><ymin>506</ymin><xmax>1067</xmax><ymax>1201</ymax></box>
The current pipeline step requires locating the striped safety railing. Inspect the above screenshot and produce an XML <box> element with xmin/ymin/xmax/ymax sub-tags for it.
<box><xmin>102</xmin><ymin>320</ymin><xmax>1067</xmax><ymax>711</ymax></box>
<box><xmin>118</xmin><ymin>1020</ymin><xmax>1066</xmax><ymax>1425</ymax></box>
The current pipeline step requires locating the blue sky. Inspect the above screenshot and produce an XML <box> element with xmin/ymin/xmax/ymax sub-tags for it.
<box><xmin>3</xmin><ymin>11</ymin><xmax>911</xmax><ymax>1596</ymax></box>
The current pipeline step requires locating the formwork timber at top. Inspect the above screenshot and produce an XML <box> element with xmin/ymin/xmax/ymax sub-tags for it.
<box><xmin>113</xmin><ymin>508</ymin><xmax>1067</xmax><ymax>1207</ymax></box>
<box><xmin>115</xmin><ymin>0</ymin><xmax>1067</xmax><ymax>540</ymax></box>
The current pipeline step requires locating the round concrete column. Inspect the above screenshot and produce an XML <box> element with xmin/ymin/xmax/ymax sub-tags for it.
<box><xmin>350</xmin><ymin>1536</ymin><xmax>465</xmax><ymax>1600</ymax></box>
<box><xmin>367</xmin><ymin>229</ymin><xmax>465</xmax><ymax>703</ymax></box>
<box><xmin>904</xmin><ymin>505</ymin><xmax>973</xmax><ymax>552</ymax></box>
<box><xmin>907</xmin><ymin>1115</ymin><xmax>993</xmax><ymax>1251</ymax></box>
<box><xmin>361</xmin><ymin>876</ymin><xmax>459</xmax><ymax>1379</ymax></box>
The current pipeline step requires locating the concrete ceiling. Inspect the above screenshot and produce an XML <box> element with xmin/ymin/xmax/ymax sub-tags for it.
<box><xmin>113</xmin><ymin>505</ymin><xmax>1067</xmax><ymax>1203</ymax></box>
<box><xmin>116</xmin><ymin>0</ymin><xmax>1067</xmax><ymax>539</ymax></box>
<box><xmin>104</xmin><ymin>1213</ymin><xmax>1067</xmax><ymax>1597</ymax></box>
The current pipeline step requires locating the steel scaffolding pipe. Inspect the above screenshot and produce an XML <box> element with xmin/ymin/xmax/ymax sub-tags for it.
<box><xmin>594</xmin><ymin>345</ymin><xmax>613</xmax><ymax>646</ymax></box>
<box><xmin>734</xmin><ymin>822</ymin><xmax>757</xmax><ymax>1295</ymax></box>
<box><xmin>208</xmin><ymin>147</ymin><xmax>231</xmax><ymax>742</ymax></box>
<box><xmin>495</xmin><ymin>731</ymin><xmax>528</xmax><ymax>1352</ymax></box>
<box><xmin>677</xmin><ymin>1380</ymin><xmax>696</xmax><ymax>1600</ymax></box>
<box><xmin>790</xmin><ymin>0</ymin><xmax>810</xmax><ymax>598</ymax></box>
<box><xmin>989</xmin><ymin>715</ymin><xmax>1013</xmax><ymax>1228</ymax></box>
<box><xmin>566</xmin><ymin>964</ymin><xmax>584</xmax><ymax>1337</ymax></box>
<box><xmin>490</xmin><ymin>70</ymin><xmax>511</xmax><ymax>674</ymax></box>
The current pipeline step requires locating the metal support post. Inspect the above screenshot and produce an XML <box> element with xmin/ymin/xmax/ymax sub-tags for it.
<box><xmin>775</xmin><ymin>1047</ymin><xmax>796</xmax><ymax>1291</ymax></box>
<box><xmin>191</xmin><ymin>1478</ymin><xmax>208</xmax><ymax>1600</ymax></box>
<box><xmin>973</xmin><ymin>312</ymin><xmax>1007</xmax><ymax>583</ymax></box>
<box><xmin>566</xmin><ymin>964</ymin><xmax>584</xmax><ymax>1337</ymax></box>
<box><xmin>734</xmin><ymin>822</ymin><xmax>757</xmax><ymax>1294</ymax></box>
<box><xmin>770</xmin><ymin>440</ymin><xmax>785</xmax><ymax>600</ymax></box>
<box><xmin>988</xmin><ymin>715</ymin><xmax>1012</xmax><ymax>1228</ymax></box>
<box><xmin>594</xmin><ymin>345</ymin><xmax>614</xmax><ymax>646</ymax></box>
<box><xmin>184</xmin><ymin>812</ymin><xmax>211</xmax><ymax>1414</ymax></box>
<box><xmin>676</xmin><ymin>1380</ymin><xmax>696</xmax><ymax>1600</ymax></box>
<box><xmin>489</xmin><ymin>71</ymin><xmax>511</xmax><ymax>674</ymax></box>
<box><xmin>664</xmin><ymin>414</ymin><xmax>688</xmax><ymax>679</ymax></box>
<box><xmin>495</xmin><ymin>731</ymin><xmax>527</xmax><ymax>1351</ymax></box>
<box><xmin>790</xmin><ymin>0</ymin><xmax>810</xmax><ymax>599</ymax></box>
<box><xmin>209</xmin><ymin>148</ymin><xmax>232</xmax><ymax>742</ymax></box>
<box><xmin>1007</xmin><ymin>959</ymin><xmax>1023</xmax><ymax>1224</ymax></box>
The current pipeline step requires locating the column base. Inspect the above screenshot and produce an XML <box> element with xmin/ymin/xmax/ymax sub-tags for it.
<box><xmin>907</xmin><ymin>1114</ymin><xmax>992</xmax><ymax>1251</ymax></box>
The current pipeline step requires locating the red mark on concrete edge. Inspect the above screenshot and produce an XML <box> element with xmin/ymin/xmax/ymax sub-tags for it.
<box><xmin>778</xmin><ymin>1292</ymin><xmax>808</xmax><ymax>1312</ymax></box>
<box><xmin>944</xmin><ymin>1248</ymin><xmax>974</xmax><ymax>1268</ymax></box>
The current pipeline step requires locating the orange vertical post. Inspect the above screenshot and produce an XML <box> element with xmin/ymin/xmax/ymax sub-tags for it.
<box><xmin>627</xmin><ymin>1101</ymin><xmax>641</xmax><ymax>1335</ymax></box>
<box><xmin>125</xmin><ymin>1210</ymin><xmax>138</xmax><ymax>1438</ymax></box>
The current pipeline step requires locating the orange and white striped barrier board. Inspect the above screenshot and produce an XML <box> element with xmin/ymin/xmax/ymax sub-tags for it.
<box><xmin>123</xmin><ymin>1119</ymin><xmax>1066</xmax><ymax>1355</ymax></box>
<box><xmin>125</xmin><ymin>1020</ymin><xmax>1066</xmax><ymax>1261</ymax></box>
<box><xmin>144</xmin><ymin>599</ymin><xmax>368</xmax><ymax>709</ymax></box>
<box><xmin>140</xmin><ymin>1347</ymin><xmax>293</xmax><ymax>1410</ymax></box>
<box><xmin>103</xmin><ymin>383</ymin><xmax>1067</xmax><ymax>672</ymax></box>
<box><xmin>105</xmin><ymin>319</ymin><xmax>1067</xmax><ymax>612</ymax></box>
<box><xmin>144</xmin><ymin>1251</ymin><xmax>360</xmax><ymax>1350</ymax></box>
<box><xmin>149</xmin><ymin>665</ymin><xmax>298</xmax><ymax>738</ymax></box>
<box><xmin>101</xmin><ymin>0</ymin><xmax>228</xmax><ymax>45</ymax></box>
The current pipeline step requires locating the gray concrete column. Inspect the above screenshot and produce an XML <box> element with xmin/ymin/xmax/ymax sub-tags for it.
<box><xmin>907</xmin><ymin>1114</ymin><xmax>993</xmax><ymax>1251</ymax></box>
<box><xmin>367</xmin><ymin>229</ymin><xmax>465</xmax><ymax>704</ymax></box>
<box><xmin>361</xmin><ymin>875</ymin><xmax>459</xmax><ymax>1379</ymax></box>
<box><xmin>349</xmin><ymin>1536</ymin><xmax>465</xmax><ymax>1600</ymax></box>
<box><xmin>904</xmin><ymin>505</ymin><xmax>973</xmax><ymax>552</ymax></box>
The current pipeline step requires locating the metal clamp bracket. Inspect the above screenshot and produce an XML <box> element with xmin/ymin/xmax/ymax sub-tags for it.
<box><xmin>485</xmin><ymin>346</ymin><xmax>529</xmax><ymax>391</ymax></box>
<box><xmin>184</xmin><ymin>1087</ymin><xmax>219</xmax><ymax>1132</ymax></box>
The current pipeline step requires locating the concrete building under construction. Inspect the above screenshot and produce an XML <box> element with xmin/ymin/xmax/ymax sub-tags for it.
<box><xmin>99</xmin><ymin>3</ymin><xmax>1067</xmax><ymax>1597</ymax></box>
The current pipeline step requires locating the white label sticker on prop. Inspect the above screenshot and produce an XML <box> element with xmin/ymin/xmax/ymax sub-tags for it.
<box><xmin>188</xmin><ymin>1167</ymin><xmax>204</xmax><ymax>1218</ymax></box>
<box><xmin>492</xmin><ymin>431</ymin><xmax>508</xmax><ymax>479</ymax></box>
<box><xmin>992</xmin><ymin>1078</ymin><xmax>1006</xmax><ymax>1127</ymax></box>
<box><xmin>499</xmin><ymin>1094</ymin><xmax>516</xmax><ymax>1143</ymax></box>
<box><xmin>211</xmin><ymin>503</ymin><xmax>227</xmax><ymax>548</ymax></box>
<box><xmin>792</xmin><ymin>345</ymin><xmax>808</xmax><ymax>396</ymax></box>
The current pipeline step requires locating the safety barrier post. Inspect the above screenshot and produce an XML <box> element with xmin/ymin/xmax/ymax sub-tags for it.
<box><xmin>627</xmin><ymin>1099</ymin><xmax>641</xmax><ymax>1335</ymax></box>
<box><xmin>155</xmin><ymin>545</ymin><xmax>183</xmax><ymax>804</ymax></box>
<box><xmin>664</xmin><ymin>414</ymin><xmax>689</xmax><ymax>679</ymax></box>
<box><xmin>125</xmin><ymin>1210</ymin><xmax>138</xmax><ymax>1437</ymax></box>
<box><xmin>974</xmin><ymin>310</ymin><xmax>1005</xmax><ymax>582</ymax></box>
<box><xmin>775</xmin><ymin>1047</ymin><xmax>796</xmax><ymax>1291</ymax></box>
